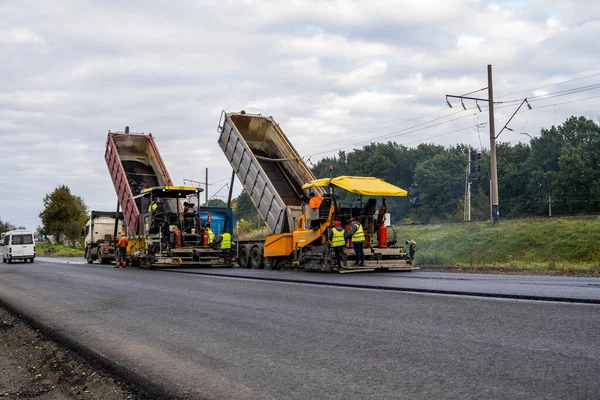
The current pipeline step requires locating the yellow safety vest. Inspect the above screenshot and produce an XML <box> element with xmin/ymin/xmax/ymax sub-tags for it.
<box><xmin>221</xmin><ymin>232</ymin><xmax>231</xmax><ymax>249</ymax></box>
<box><xmin>148</xmin><ymin>202</ymin><xmax>157</xmax><ymax>212</ymax></box>
<box><xmin>352</xmin><ymin>224</ymin><xmax>365</xmax><ymax>243</ymax></box>
<box><xmin>331</xmin><ymin>228</ymin><xmax>345</xmax><ymax>247</ymax></box>
<box><xmin>207</xmin><ymin>228</ymin><xmax>215</xmax><ymax>244</ymax></box>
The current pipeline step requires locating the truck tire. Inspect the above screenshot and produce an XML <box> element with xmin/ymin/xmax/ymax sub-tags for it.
<box><xmin>238</xmin><ymin>246</ymin><xmax>250</xmax><ymax>268</ymax></box>
<box><xmin>250</xmin><ymin>246</ymin><xmax>264</xmax><ymax>269</ymax></box>
<box><xmin>98</xmin><ymin>251</ymin><xmax>110</xmax><ymax>265</ymax></box>
<box><xmin>85</xmin><ymin>248</ymin><xmax>94</xmax><ymax>264</ymax></box>
<box><xmin>263</xmin><ymin>258</ymin><xmax>278</xmax><ymax>270</ymax></box>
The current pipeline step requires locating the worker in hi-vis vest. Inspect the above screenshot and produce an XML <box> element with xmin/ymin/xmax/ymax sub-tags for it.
<box><xmin>328</xmin><ymin>220</ymin><xmax>346</xmax><ymax>269</ymax></box>
<box><xmin>345</xmin><ymin>217</ymin><xmax>365</xmax><ymax>267</ymax></box>
<box><xmin>220</xmin><ymin>231</ymin><xmax>231</xmax><ymax>264</ymax></box>
<box><xmin>206</xmin><ymin>224</ymin><xmax>215</xmax><ymax>245</ymax></box>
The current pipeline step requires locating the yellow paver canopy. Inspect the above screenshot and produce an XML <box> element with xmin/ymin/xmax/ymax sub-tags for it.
<box><xmin>302</xmin><ymin>176</ymin><xmax>408</xmax><ymax>197</ymax></box>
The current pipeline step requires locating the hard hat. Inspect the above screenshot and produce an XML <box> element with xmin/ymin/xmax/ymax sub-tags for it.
<box><xmin>334</xmin><ymin>221</ymin><xmax>341</xmax><ymax>227</ymax></box>
<box><xmin>121</xmin><ymin>232</ymin><xmax>126</xmax><ymax>236</ymax></box>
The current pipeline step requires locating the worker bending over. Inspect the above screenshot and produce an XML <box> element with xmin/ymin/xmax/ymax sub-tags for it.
<box><xmin>308</xmin><ymin>192</ymin><xmax>322</xmax><ymax>209</ymax></box>
<box><xmin>206</xmin><ymin>223</ymin><xmax>215</xmax><ymax>245</ymax></box>
<box><xmin>307</xmin><ymin>192</ymin><xmax>323</xmax><ymax>228</ymax></box>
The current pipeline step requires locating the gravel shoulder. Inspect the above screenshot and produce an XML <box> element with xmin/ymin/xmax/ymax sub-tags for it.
<box><xmin>0</xmin><ymin>307</ymin><xmax>140</xmax><ymax>399</ymax></box>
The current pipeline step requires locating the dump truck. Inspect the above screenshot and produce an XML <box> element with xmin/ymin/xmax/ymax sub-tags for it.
<box><xmin>105</xmin><ymin>128</ymin><xmax>233</xmax><ymax>268</ymax></box>
<box><xmin>217</xmin><ymin>111</ymin><xmax>416</xmax><ymax>272</ymax></box>
<box><xmin>83</xmin><ymin>211</ymin><xmax>124</xmax><ymax>264</ymax></box>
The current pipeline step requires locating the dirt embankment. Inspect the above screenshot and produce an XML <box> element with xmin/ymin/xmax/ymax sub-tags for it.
<box><xmin>0</xmin><ymin>307</ymin><xmax>140</xmax><ymax>399</ymax></box>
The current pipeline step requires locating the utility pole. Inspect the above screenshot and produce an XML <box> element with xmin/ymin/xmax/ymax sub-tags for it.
<box><xmin>205</xmin><ymin>168</ymin><xmax>209</xmax><ymax>206</ymax></box>
<box><xmin>446</xmin><ymin>64</ymin><xmax>522</xmax><ymax>224</ymax></box>
<box><xmin>488</xmin><ymin>65</ymin><xmax>499</xmax><ymax>223</ymax></box>
<box><xmin>465</xmin><ymin>152</ymin><xmax>471</xmax><ymax>221</ymax></box>
<box><xmin>548</xmin><ymin>195</ymin><xmax>552</xmax><ymax>217</ymax></box>
<box><xmin>467</xmin><ymin>180</ymin><xmax>471</xmax><ymax>221</ymax></box>
<box><xmin>464</xmin><ymin>162</ymin><xmax>469</xmax><ymax>221</ymax></box>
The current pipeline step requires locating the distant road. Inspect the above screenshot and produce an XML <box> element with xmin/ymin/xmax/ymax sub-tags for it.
<box><xmin>1</xmin><ymin>259</ymin><xmax>599</xmax><ymax>399</ymax></box>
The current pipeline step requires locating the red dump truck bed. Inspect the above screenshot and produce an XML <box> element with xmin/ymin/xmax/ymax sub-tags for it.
<box><xmin>105</xmin><ymin>131</ymin><xmax>174</xmax><ymax>235</ymax></box>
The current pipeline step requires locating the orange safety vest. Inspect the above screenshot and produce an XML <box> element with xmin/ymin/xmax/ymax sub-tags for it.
<box><xmin>117</xmin><ymin>237</ymin><xmax>128</xmax><ymax>248</ymax></box>
<box><xmin>309</xmin><ymin>196</ymin><xmax>323</xmax><ymax>209</ymax></box>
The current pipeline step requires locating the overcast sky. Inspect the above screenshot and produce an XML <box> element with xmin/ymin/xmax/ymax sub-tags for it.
<box><xmin>1</xmin><ymin>0</ymin><xmax>600</xmax><ymax>230</ymax></box>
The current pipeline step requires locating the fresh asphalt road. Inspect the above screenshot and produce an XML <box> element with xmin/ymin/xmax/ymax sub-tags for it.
<box><xmin>37</xmin><ymin>256</ymin><xmax>600</xmax><ymax>302</ymax></box>
<box><xmin>1</xmin><ymin>259</ymin><xmax>599</xmax><ymax>399</ymax></box>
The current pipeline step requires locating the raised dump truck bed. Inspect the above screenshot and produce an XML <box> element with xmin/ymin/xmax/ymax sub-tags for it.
<box><xmin>217</xmin><ymin>111</ymin><xmax>319</xmax><ymax>235</ymax></box>
<box><xmin>105</xmin><ymin>131</ymin><xmax>174</xmax><ymax>235</ymax></box>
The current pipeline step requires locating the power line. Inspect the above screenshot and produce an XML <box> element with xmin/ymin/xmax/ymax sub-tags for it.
<box><xmin>532</xmin><ymin>93</ymin><xmax>600</xmax><ymax>109</ymax></box>
<box><xmin>305</xmin><ymin>108</ymin><xmax>472</xmax><ymax>157</ymax></box>
<box><xmin>307</xmin><ymin>107</ymin><xmax>451</xmax><ymax>153</ymax></box>
<box><xmin>397</xmin><ymin>92</ymin><xmax>600</xmax><ymax>147</ymax></box>
<box><xmin>527</xmin><ymin>83</ymin><xmax>600</xmax><ymax>101</ymax></box>
<box><xmin>496</xmin><ymin>71</ymin><xmax>600</xmax><ymax>99</ymax></box>
<box><xmin>306</xmin><ymin>79</ymin><xmax>600</xmax><ymax>159</ymax></box>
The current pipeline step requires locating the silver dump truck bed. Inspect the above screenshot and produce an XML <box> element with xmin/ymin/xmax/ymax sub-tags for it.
<box><xmin>217</xmin><ymin>111</ymin><xmax>320</xmax><ymax>235</ymax></box>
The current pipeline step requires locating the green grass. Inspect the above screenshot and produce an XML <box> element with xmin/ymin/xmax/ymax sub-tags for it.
<box><xmin>393</xmin><ymin>216</ymin><xmax>600</xmax><ymax>273</ymax></box>
<box><xmin>36</xmin><ymin>242</ymin><xmax>84</xmax><ymax>257</ymax></box>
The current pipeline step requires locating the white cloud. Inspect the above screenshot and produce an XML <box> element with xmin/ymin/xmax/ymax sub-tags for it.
<box><xmin>1</xmin><ymin>0</ymin><xmax>600</xmax><ymax>229</ymax></box>
<box><xmin>0</xmin><ymin>29</ymin><xmax>45</xmax><ymax>44</ymax></box>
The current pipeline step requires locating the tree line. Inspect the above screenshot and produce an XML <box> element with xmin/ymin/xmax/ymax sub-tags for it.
<box><xmin>310</xmin><ymin>116</ymin><xmax>600</xmax><ymax>222</ymax></box>
<box><xmin>234</xmin><ymin>115</ymin><xmax>600</xmax><ymax>224</ymax></box>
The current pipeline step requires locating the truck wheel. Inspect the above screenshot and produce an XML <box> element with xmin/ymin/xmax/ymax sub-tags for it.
<box><xmin>30</xmin><ymin>258</ymin><xmax>34</xmax><ymax>263</ymax></box>
<box><xmin>264</xmin><ymin>258</ymin><xmax>278</xmax><ymax>270</ymax></box>
<box><xmin>98</xmin><ymin>251</ymin><xmax>109</xmax><ymax>265</ymax></box>
<box><xmin>250</xmin><ymin>246</ymin><xmax>264</xmax><ymax>269</ymax></box>
<box><xmin>238</xmin><ymin>246</ymin><xmax>250</xmax><ymax>268</ymax></box>
<box><xmin>85</xmin><ymin>248</ymin><xmax>94</xmax><ymax>264</ymax></box>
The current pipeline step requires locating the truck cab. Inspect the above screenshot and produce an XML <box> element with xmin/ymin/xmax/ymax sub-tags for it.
<box><xmin>84</xmin><ymin>211</ymin><xmax>124</xmax><ymax>264</ymax></box>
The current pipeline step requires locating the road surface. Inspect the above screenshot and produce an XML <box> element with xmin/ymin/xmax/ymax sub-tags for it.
<box><xmin>1</xmin><ymin>258</ymin><xmax>599</xmax><ymax>399</ymax></box>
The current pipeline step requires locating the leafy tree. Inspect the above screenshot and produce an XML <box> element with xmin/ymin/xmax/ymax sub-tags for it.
<box><xmin>234</xmin><ymin>191</ymin><xmax>259</xmax><ymax>222</ymax></box>
<box><xmin>0</xmin><ymin>219</ymin><xmax>16</xmax><ymax>232</ymax></box>
<box><xmin>39</xmin><ymin>185</ymin><xmax>88</xmax><ymax>245</ymax></box>
<box><xmin>206</xmin><ymin>199</ymin><xmax>227</xmax><ymax>207</ymax></box>
<box><xmin>525</xmin><ymin>124</ymin><xmax>564</xmax><ymax>215</ymax></box>
<box><xmin>496</xmin><ymin>142</ymin><xmax>532</xmax><ymax>217</ymax></box>
<box><xmin>410</xmin><ymin>148</ymin><xmax>466</xmax><ymax>222</ymax></box>
<box><xmin>554</xmin><ymin>117</ymin><xmax>600</xmax><ymax>213</ymax></box>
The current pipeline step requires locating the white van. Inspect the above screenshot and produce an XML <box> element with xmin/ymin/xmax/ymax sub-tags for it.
<box><xmin>1</xmin><ymin>229</ymin><xmax>36</xmax><ymax>263</ymax></box>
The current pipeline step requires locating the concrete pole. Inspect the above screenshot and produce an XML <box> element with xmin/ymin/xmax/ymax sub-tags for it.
<box><xmin>467</xmin><ymin>181</ymin><xmax>471</xmax><ymax>221</ymax></box>
<box><xmin>488</xmin><ymin>64</ymin><xmax>499</xmax><ymax>222</ymax></box>
<box><xmin>464</xmin><ymin>165</ymin><xmax>469</xmax><ymax>221</ymax></box>
<box><xmin>490</xmin><ymin>179</ymin><xmax>493</xmax><ymax>223</ymax></box>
